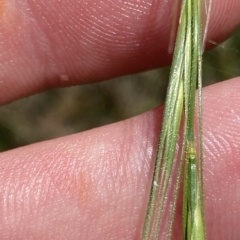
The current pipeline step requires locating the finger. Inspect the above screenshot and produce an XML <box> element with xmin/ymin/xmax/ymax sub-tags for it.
<box><xmin>0</xmin><ymin>77</ymin><xmax>240</xmax><ymax>239</ymax></box>
<box><xmin>1</xmin><ymin>0</ymin><xmax>240</xmax><ymax>103</ymax></box>
<box><xmin>201</xmin><ymin>78</ymin><xmax>240</xmax><ymax>239</ymax></box>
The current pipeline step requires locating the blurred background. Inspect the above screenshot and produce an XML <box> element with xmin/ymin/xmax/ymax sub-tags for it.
<box><xmin>0</xmin><ymin>27</ymin><xmax>240</xmax><ymax>151</ymax></box>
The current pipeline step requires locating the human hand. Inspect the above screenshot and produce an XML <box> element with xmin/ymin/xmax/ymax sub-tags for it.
<box><xmin>0</xmin><ymin>0</ymin><xmax>240</xmax><ymax>239</ymax></box>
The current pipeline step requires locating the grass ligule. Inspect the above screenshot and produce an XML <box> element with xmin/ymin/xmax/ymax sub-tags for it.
<box><xmin>142</xmin><ymin>0</ymin><xmax>211</xmax><ymax>239</ymax></box>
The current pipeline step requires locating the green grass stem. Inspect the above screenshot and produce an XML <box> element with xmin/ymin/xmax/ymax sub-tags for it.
<box><xmin>142</xmin><ymin>0</ymin><xmax>211</xmax><ymax>239</ymax></box>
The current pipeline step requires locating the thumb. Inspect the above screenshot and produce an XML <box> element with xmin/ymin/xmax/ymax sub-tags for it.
<box><xmin>0</xmin><ymin>78</ymin><xmax>240</xmax><ymax>239</ymax></box>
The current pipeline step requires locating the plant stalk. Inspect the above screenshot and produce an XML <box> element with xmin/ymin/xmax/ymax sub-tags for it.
<box><xmin>142</xmin><ymin>0</ymin><xmax>207</xmax><ymax>239</ymax></box>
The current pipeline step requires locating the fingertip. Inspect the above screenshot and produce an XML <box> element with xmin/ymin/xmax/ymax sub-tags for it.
<box><xmin>1</xmin><ymin>0</ymin><xmax>240</xmax><ymax>103</ymax></box>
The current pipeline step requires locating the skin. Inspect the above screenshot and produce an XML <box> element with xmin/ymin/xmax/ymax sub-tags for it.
<box><xmin>0</xmin><ymin>0</ymin><xmax>240</xmax><ymax>239</ymax></box>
